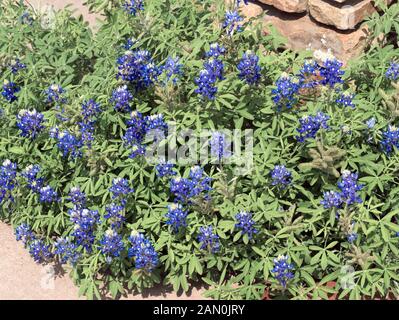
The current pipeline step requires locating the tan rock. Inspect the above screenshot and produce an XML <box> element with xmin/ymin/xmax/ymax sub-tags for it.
<box><xmin>260</xmin><ymin>5</ymin><xmax>370</xmax><ymax>64</ymax></box>
<box><xmin>308</xmin><ymin>0</ymin><xmax>376</xmax><ymax>30</ymax></box>
<box><xmin>239</xmin><ymin>1</ymin><xmax>264</xmax><ymax>18</ymax></box>
<box><xmin>258</xmin><ymin>0</ymin><xmax>308</xmax><ymax>13</ymax></box>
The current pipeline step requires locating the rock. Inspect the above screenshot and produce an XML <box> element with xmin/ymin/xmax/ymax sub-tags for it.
<box><xmin>239</xmin><ymin>1</ymin><xmax>264</xmax><ymax>18</ymax></box>
<box><xmin>308</xmin><ymin>0</ymin><xmax>376</xmax><ymax>30</ymax></box>
<box><xmin>258</xmin><ymin>0</ymin><xmax>308</xmax><ymax>13</ymax></box>
<box><xmin>259</xmin><ymin>4</ymin><xmax>370</xmax><ymax>64</ymax></box>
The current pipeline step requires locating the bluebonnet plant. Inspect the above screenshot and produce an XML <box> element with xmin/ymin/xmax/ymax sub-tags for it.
<box><xmin>320</xmin><ymin>191</ymin><xmax>342</xmax><ymax>209</ymax></box>
<box><xmin>21</xmin><ymin>164</ymin><xmax>43</xmax><ymax>192</ymax></box>
<box><xmin>68</xmin><ymin>187</ymin><xmax>86</xmax><ymax>208</ymax></box>
<box><xmin>0</xmin><ymin>160</ymin><xmax>17</xmax><ymax>202</ymax></box>
<box><xmin>123</xmin><ymin>0</ymin><xmax>144</xmax><ymax>16</ymax></box>
<box><xmin>162</xmin><ymin>56</ymin><xmax>183</xmax><ymax>84</ymax></box>
<box><xmin>99</xmin><ymin>229</ymin><xmax>125</xmax><ymax>263</ymax></box>
<box><xmin>28</xmin><ymin>239</ymin><xmax>53</xmax><ymax>263</ymax></box>
<box><xmin>16</xmin><ymin>109</ymin><xmax>45</xmax><ymax>139</ymax></box>
<box><xmin>381</xmin><ymin>125</ymin><xmax>399</xmax><ymax>154</ymax></box>
<box><xmin>2</xmin><ymin>80</ymin><xmax>20</xmax><ymax>102</ymax></box>
<box><xmin>54</xmin><ymin>237</ymin><xmax>81</xmax><ymax>265</ymax></box>
<box><xmin>104</xmin><ymin>203</ymin><xmax>126</xmax><ymax>229</ymax></box>
<box><xmin>81</xmin><ymin>99</ymin><xmax>101</xmax><ymax>120</ymax></box>
<box><xmin>337</xmin><ymin>170</ymin><xmax>363</xmax><ymax>206</ymax></box>
<box><xmin>20</xmin><ymin>12</ymin><xmax>33</xmax><ymax>25</ymax></box>
<box><xmin>235</xmin><ymin>211</ymin><xmax>257</xmax><ymax>239</ymax></box>
<box><xmin>296</xmin><ymin>112</ymin><xmax>329</xmax><ymax>142</ymax></box>
<box><xmin>237</xmin><ymin>51</ymin><xmax>261</xmax><ymax>85</ymax></box>
<box><xmin>9</xmin><ymin>59</ymin><xmax>26</xmax><ymax>74</ymax></box>
<box><xmin>298</xmin><ymin>60</ymin><xmax>320</xmax><ymax>89</ymax></box>
<box><xmin>15</xmin><ymin>223</ymin><xmax>35</xmax><ymax>245</ymax></box>
<box><xmin>270</xmin><ymin>165</ymin><xmax>292</xmax><ymax>189</ymax></box>
<box><xmin>195</xmin><ymin>69</ymin><xmax>218</xmax><ymax>100</ymax></box>
<box><xmin>69</xmin><ymin>208</ymin><xmax>100</xmax><ymax>251</ymax></box>
<box><xmin>39</xmin><ymin>185</ymin><xmax>58</xmax><ymax>203</ymax></box>
<box><xmin>109</xmin><ymin>178</ymin><xmax>134</xmax><ymax>205</ymax></box>
<box><xmin>44</xmin><ymin>84</ymin><xmax>66</xmax><ymax>104</ymax></box>
<box><xmin>116</xmin><ymin>50</ymin><xmax>161</xmax><ymax>90</ymax></box>
<box><xmin>210</xmin><ymin>131</ymin><xmax>230</xmax><ymax>162</ymax></box>
<box><xmin>386</xmin><ymin>62</ymin><xmax>399</xmax><ymax>81</ymax></box>
<box><xmin>165</xmin><ymin>203</ymin><xmax>188</xmax><ymax>233</ymax></box>
<box><xmin>271</xmin><ymin>255</ymin><xmax>294</xmax><ymax>288</ymax></box>
<box><xmin>52</xmin><ymin>130</ymin><xmax>83</xmax><ymax>159</ymax></box>
<box><xmin>198</xmin><ymin>226</ymin><xmax>220</xmax><ymax>253</ymax></box>
<box><xmin>110</xmin><ymin>85</ymin><xmax>134</xmax><ymax>112</ymax></box>
<box><xmin>272</xmin><ymin>73</ymin><xmax>300</xmax><ymax>110</ymax></box>
<box><xmin>336</xmin><ymin>92</ymin><xmax>355</xmax><ymax>108</ymax></box>
<box><xmin>222</xmin><ymin>10</ymin><xmax>243</xmax><ymax>36</ymax></box>
<box><xmin>347</xmin><ymin>232</ymin><xmax>358</xmax><ymax>243</ymax></box>
<box><xmin>366</xmin><ymin>117</ymin><xmax>376</xmax><ymax>129</ymax></box>
<box><xmin>206</xmin><ymin>43</ymin><xmax>225</xmax><ymax>58</ymax></box>
<box><xmin>156</xmin><ymin>162</ymin><xmax>176</xmax><ymax>178</ymax></box>
<box><xmin>319</xmin><ymin>58</ymin><xmax>344</xmax><ymax>87</ymax></box>
<box><xmin>128</xmin><ymin>231</ymin><xmax>159</xmax><ymax>271</ymax></box>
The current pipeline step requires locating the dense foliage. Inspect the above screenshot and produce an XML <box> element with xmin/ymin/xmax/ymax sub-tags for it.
<box><xmin>1</xmin><ymin>0</ymin><xmax>399</xmax><ymax>300</ymax></box>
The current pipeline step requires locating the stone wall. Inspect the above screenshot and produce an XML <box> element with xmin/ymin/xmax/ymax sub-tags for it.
<box><xmin>239</xmin><ymin>0</ymin><xmax>393</xmax><ymax>63</ymax></box>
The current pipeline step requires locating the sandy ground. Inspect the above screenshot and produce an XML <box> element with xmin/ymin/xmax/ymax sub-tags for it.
<box><xmin>0</xmin><ymin>222</ymin><xmax>206</xmax><ymax>300</ymax></box>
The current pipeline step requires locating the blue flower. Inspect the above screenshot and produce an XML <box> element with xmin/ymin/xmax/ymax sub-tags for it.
<box><xmin>162</xmin><ymin>56</ymin><xmax>183</xmax><ymax>84</ymax></box>
<box><xmin>79</xmin><ymin>121</ymin><xmax>95</xmax><ymax>148</ymax></box>
<box><xmin>52</xmin><ymin>130</ymin><xmax>83</xmax><ymax>159</ymax></box>
<box><xmin>20</xmin><ymin>12</ymin><xmax>33</xmax><ymax>25</ymax></box>
<box><xmin>236</xmin><ymin>0</ymin><xmax>249</xmax><ymax>6</ymax></box>
<box><xmin>69</xmin><ymin>208</ymin><xmax>100</xmax><ymax>252</ymax></box>
<box><xmin>270</xmin><ymin>165</ymin><xmax>292</xmax><ymax>189</ymax></box>
<box><xmin>272</xmin><ymin>73</ymin><xmax>300</xmax><ymax>110</ymax></box>
<box><xmin>123</xmin><ymin>0</ymin><xmax>144</xmax><ymax>16</ymax></box>
<box><xmin>68</xmin><ymin>187</ymin><xmax>86</xmax><ymax>209</ymax></box>
<box><xmin>170</xmin><ymin>166</ymin><xmax>212</xmax><ymax>204</ymax></box>
<box><xmin>386</xmin><ymin>61</ymin><xmax>399</xmax><ymax>81</ymax></box>
<box><xmin>298</xmin><ymin>60</ymin><xmax>320</xmax><ymax>89</ymax></box>
<box><xmin>39</xmin><ymin>185</ymin><xmax>58</xmax><ymax>203</ymax></box>
<box><xmin>104</xmin><ymin>203</ymin><xmax>126</xmax><ymax>229</ymax></box>
<box><xmin>21</xmin><ymin>164</ymin><xmax>44</xmax><ymax>192</ymax></box>
<box><xmin>235</xmin><ymin>211</ymin><xmax>257</xmax><ymax>239</ymax></box>
<box><xmin>296</xmin><ymin>112</ymin><xmax>329</xmax><ymax>142</ymax></box>
<box><xmin>116</xmin><ymin>50</ymin><xmax>161</xmax><ymax>90</ymax></box>
<box><xmin>319</xmin><ymin>58</ymin><xmax>344</xmax><ymax>87</ymax></box>
<box><xmin>347</xmin><ymin>232</ymin><xmax>358</xmax><ymax>243</ymax></box>
<box><xmin>320</xmin><ymin>191</ymin><xmax>342</xmax><ymax>209</ymax></box>
<box><xmin>15</xmin><ymin>223</ymin><xmax>35</xmax><ymax>245</ymax></box>
<box><xmin>16</xmin><ymin>109</ymin><xmax>45</xmax><ymax>139</ymax></box>
<box><xmin>206</xmin><ymin>43</ymin><xmax>225</xmax><ymax>58</ymax></box>
<box><xmin>81</xmin><ymin>99</ymin><xmax>101</xmax><ymax>120</ymax></box>
<box><xmin>237</xmin><ymin>51</ymin><xmax>261</xmax><ymax>85</ymax></box>
<box><xmin>110</xmin><ymin>85</ymin><xmax>134</xmax><ymax>112</ymax></box>
<box><xmin>195</xmin><ymin>69</ymin><xmax>218</xmax><ymax>100</ymax></box>
<box><xmin>0</xmin><ymin>159</ymin><xmax>17</xmax><ymax>202</ymax></box>
<box><xmin>54</xmin><ymin>237</ymin><xmax>81</xmax><ymax>265</ymax></box>
<box><xmin>9</xmin><ymin>59</ymin><xmax>26</xmax><ymax>74</ymax></box>
<box><xmin>2</xmin><ymin>80</ymin><xmax>20</xmax><ymax>103</ymax></box>
<box><xmin>99</xmin><ymin>229</ymin><xmax>125</xmax><ymax>263</ymax></box>
<box><xmin>109</xmin><ymin>178</ymin><xmax>134</xmax><ymax>205</ymax></box>
<box><xmin>222</xmin><ymin>10</ymin><xmax>243</xmax><ymax>36</ymax></box>
<box><xmin>165</xmin><ymin>203</ymin><xmax>188</xmax><ymax>233</ymax></box>
<box><xmin>336</xmin><ymin>92</ymin><xmax>355</xmax><ymax>108</ymax></box>
<box><xmin>272</xmin><ymin>255</ymin><xmax>294</xmax><ymax>288</ymax></box>
<box><xmin>44</xmin><ymin>84</ymin><xmax>66</xmax><ymax>104</ymax></box>
<box><xmin>156</xmin><ymin>162</ymin><xmax>176</xmax><ymax>178</ymax></box>
<box><xmin>198</xmin><ymin>226</ymin><xmax>220</xmax><ymax>253</ymax></box>
<box><xmin>381</xmin><ymin>125</ymin><xmax>399</xmax><ymax>154</ymax></box>
<box><xmin>210</xmin><ymin>131</ymin><xmax>231</xmax><ymax>162</ymax></box>
<box><xmin>28</xmin><ymin>239</ymin><xmax>53</xmax><ymax>263</ymax></box>
<box><xmin>337</xmin><ymin>170</ymin><xmax>363</xmax><ymax>206</ymax></box>
<box><xmin>128</xmin><ymin>231</ymin><xmax>158</xmax><ymax>271</ymax></box>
